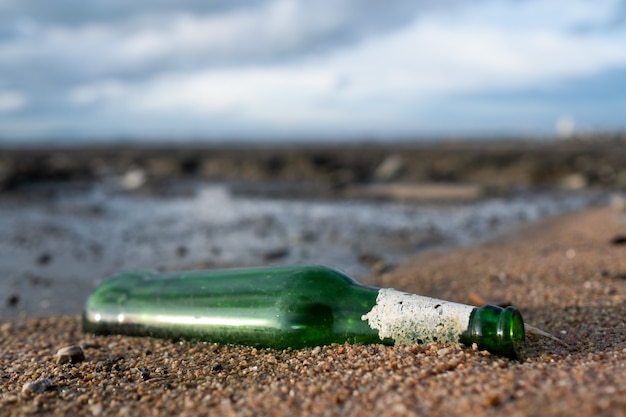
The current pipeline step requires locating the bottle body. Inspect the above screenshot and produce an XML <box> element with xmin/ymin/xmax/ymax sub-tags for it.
<box><xmin>83</xmin><ymin>265</ymin><xmax>524</xmax><ymax>357</ymax></box>
<box><xmin>83</xmin><ymin>265</ymin><xmax>383</xmax><ymax>348</ymax></box>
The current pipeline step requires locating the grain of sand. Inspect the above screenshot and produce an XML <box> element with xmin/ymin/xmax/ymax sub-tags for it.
<box><xmin>1</xmin><ymin>206</ymin><xmax>626</xmax><ymax>416</ymax></box>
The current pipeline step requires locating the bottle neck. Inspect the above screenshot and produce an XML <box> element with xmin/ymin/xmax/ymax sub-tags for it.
<box><xmin>361</xmin><ymin>288</ymin><xmax>476</xmax><ymax>345</ymax></box>
<box><xmin>361</xmin><ymin>288</ymin><xmax>525</xmax><ymax>357</ymax></box>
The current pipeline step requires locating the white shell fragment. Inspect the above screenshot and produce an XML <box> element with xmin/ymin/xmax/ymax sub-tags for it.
<box><xmin>22</xmin><ymin>378</ymin><xmax>54</xmax><ymax>394</ymax></box>
<box><xmin>362</xmin><ymin>288</ymin><xmax>475</xmax><ymax>345</ymax></box>
<box><xmin>56</xmin><ymin>345</ymin><xmax>85</xmax><ymax>365</ymax></box>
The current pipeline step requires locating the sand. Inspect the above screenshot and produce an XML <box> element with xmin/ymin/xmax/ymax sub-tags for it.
<box><xmin>1</xmin><ymin>205</ymin><xmax>626</xmax><ymax>416</ymax></box>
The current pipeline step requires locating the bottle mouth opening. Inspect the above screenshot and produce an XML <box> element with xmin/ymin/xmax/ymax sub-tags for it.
<box><xmin>463</xmin><ymin>304</ymin><xmax>526</xmax><ymax>358</ymax></box>
<box><xmin>498</xmin><ymin>306</ymin><xmax>526</xmax><ymax>344</ymax></box>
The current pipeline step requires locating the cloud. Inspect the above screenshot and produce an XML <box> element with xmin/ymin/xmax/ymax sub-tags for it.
<box><xmin>1</xmin><ymin>0</ymin><xmax>626</xmax><ymax>139</ymax></box>
<box><xmin>448</xmin><ymin>66</ymin><xmax>626</xmax><ymax>133</ymax></box>
<box><xmin>0</xmin><ymin>90</ymin><xmax>27</xmax><ymax>112</ymax></box>
<box><xmin>0</xmin><ymin>0</ymin><xmax>443</xmax><ymax>81</ymax></box>
<box><xmin>0</xmin><ymin>1</ymin><xmax>457</xmax><ymax>113</ymax></box>
<box><xmin>72</xmin><ymin>12</ymin><xmax>626</xmax><ymax>124</ymax></box>
<box><xmin>0</xmin><ymin>0</ymin><xmax>265</xmax><ymax>27</ymax></box>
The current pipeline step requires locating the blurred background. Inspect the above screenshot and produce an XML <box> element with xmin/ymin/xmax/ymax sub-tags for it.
<box><xmin>0</xmin><ymin>0</ymin><xmax>625</xmax><ymax>317</ymax></box>
<box><xmin>0</xmin><ymin>0</ymin><xmax>625</xmax><ymax>142</ymax></box>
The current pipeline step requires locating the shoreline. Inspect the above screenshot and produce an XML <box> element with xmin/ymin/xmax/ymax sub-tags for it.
<box><xmin>2</xmin><ymin>138</ymin><xmax>626</xmax><ymax>195</ymax></box>
<box><xmin>2</xmin><ymin>205</ymin><xmax>626</xmax><ymax>416</ymax></box>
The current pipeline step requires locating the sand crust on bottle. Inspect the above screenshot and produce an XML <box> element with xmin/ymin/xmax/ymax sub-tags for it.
<box><xmin>362</xmin><ymin>288</ymin><xmax>473</xmax><ymax>345</ymax></box>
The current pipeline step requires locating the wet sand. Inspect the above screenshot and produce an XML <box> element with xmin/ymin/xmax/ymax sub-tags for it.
<box><xmin>1</xmin><ymin>205</ymin><xmax>625</xmax><ymax>416</ymax></box>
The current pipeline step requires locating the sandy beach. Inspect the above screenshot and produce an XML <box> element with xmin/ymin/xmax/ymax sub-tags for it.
<box><xmin>1</xmin><ymin>140</ymin><xmax>626</xmax><ymax>416</ymax></box>
<box><xmin>1</xmin><ymin>204</ymin><xmax>625</xmax><ymax>416</ymax></box>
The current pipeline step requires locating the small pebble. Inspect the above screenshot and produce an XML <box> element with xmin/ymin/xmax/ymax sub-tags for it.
<box><xmin>610</xmin><ymin>235</ymin><xmax>626</xmax><ymax>245</ymax></box>
<box><xmin>176</xmin><ymin>245</ymin><xmax>188</xmax><ymax>257</ymax></box>
<box><xmin>6</xmin><ymin>293</ymin><xmax>19</xmax><ymax>307</ymax></box>
<box><xmin>89</xmin><ymin>403</ymin><xmax>103</xmax><ymax>416</ymax></box>
<box><xmin>56</xmin><ymin>345</ymin><xmax>85</xmax><ymax>365</ymax></box>
<box><xmin>262</xmin><ymin>247</ymin><xmax>289</xmax><ymax>262</ymax></box>
<box><xmin>119</xmin><ymin>168</ymin><xmax>146</xmax><ymax>190</ymax></box>
<box><xmin>437</xmin><ymin>347</ymin><xmax>451</xmax><ymax>357</ymax></box>
<box><xmin>36</xmin><ymin>253</ymin><xmax>52</xmax><ymax>265</ymax></box>
<box><xmin>136</xmin><ymin>367</ymin><xmax>151</xmax><ymax>381</ymax></box>
<box><xmin>22</xmin><ymin>378</ymin><xmax>54</xmax><ymax>394</ymax></box>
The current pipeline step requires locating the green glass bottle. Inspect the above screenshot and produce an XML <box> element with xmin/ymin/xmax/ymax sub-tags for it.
<box><xmin>83</xmin><ymin>265</ymin><xmax>525</xmax><ymax>357</ymax></box>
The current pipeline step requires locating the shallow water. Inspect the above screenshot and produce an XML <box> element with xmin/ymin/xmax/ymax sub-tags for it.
<box><xmin>0</xmin><ymin>181</ymin><xmax>598</xmax><ymax>317</ymax></box>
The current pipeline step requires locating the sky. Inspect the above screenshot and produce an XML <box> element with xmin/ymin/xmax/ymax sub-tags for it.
<box><xmin>1</xmin><ymin>0</ymin><xmax>626</xmax><ymax>143</ymax></box>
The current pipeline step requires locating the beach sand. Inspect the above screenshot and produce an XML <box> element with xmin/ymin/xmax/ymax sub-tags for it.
<box><xmin>1</xmin><ymin>205</ymin><xmax>625</xmax><ymax>416</ymax></box>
